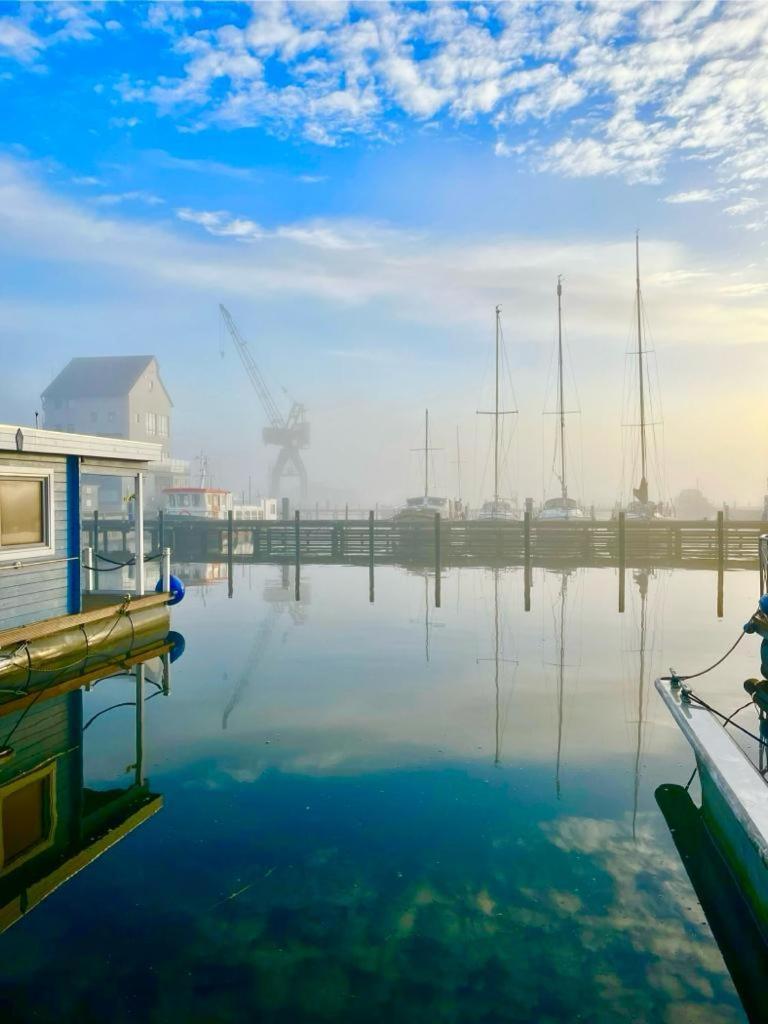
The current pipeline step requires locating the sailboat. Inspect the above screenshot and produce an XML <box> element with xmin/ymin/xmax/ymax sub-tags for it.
<box><xmin>539</xmin><ymin>278</ymin><xmax>585</xmax><ymax>521</ymax></box>
<box><xmin>624</xmin><ymin>234</ymin><xmax>665</xmax><ymax>521</ymax></box>
<box><xmin>477</xmin><ymin>305</ymin><xmax>519</xmax><ymax>521</ymax></box>
<box><xmin>396</xmin><ymin>409</ymin><xmax>455</xmax><ymax>521</ymax></box>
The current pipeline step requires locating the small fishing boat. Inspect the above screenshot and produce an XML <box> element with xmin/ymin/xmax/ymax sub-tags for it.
<box><xmin>476</xmin><ymin>306</ymin><xmax>520</xmax><ymax>521</ymax></box>
<box><xmin>396</xmin><ymin>410</ymin><xmax>457</xmax><ymax>521</ymax></box>
<box><xmin>538</xmin><ymin>278</ymin><xmax>586</xmax><ymax>522</ymax></box>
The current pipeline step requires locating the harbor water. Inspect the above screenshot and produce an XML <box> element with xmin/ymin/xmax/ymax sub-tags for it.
<box><xmin>0</xmin><ymin>561</ymin><xmax>761</xmax><ymax>1023</ymax></box>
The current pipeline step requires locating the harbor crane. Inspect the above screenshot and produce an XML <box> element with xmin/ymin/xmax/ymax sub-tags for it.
<box><xmin>219</xmin><ymin>304</ymin><xmax>309</xmax><ymax>501</ymax></box>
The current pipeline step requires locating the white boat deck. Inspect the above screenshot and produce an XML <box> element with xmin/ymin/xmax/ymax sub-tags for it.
<box><xmin>656</xmin><ymin>677</ymin><xmax>768</xmax><ymax>937</ymax></box>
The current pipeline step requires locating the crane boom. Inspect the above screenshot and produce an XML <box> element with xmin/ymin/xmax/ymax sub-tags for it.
<box><xmin>219</xmin><ymin>304</ymin><xmax>285</xmax><ymax>428</ymax></box>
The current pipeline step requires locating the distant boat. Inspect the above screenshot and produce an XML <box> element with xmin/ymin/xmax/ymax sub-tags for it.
<box><xmin>396</xmin><ymin>409</ymin><xmax>456</xmax><ymax>521</ymax></box>
<box><xmin>621</xmin><ymin>233</ymin><xmax>667</xmax><ymax>521</ymax></box>
<box><xmin>538</xmin><ymin>277</ymin><xmax>585</xmax><ymax>522</ymax></box>
<box><xmin>476</xmin><ymin>306</ymin><xmax>520</xmax><ymax>521</ymax></box>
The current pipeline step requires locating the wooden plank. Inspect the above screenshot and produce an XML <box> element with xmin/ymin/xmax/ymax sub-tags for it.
<box><xmin>0</xmin><ymin>592</ymin><xmax>169</xmax><ymax>647</ymax></box>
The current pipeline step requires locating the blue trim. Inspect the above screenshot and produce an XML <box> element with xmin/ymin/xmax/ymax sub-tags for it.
<box><xmin>65</xmin><ymin>455</ymin><xmax>81</xmax><ymax>614</ymax></box>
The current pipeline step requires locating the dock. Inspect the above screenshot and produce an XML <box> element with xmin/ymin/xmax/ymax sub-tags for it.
<box><xmin>86</xmin><ymin>512</ymin><xmax>765</xmax><ymax>571</ymax></box>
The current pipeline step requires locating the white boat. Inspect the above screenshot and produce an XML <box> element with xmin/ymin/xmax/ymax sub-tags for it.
<box><xmin>396</xmin><ymin>410</ymin><xmax>457</xmax><ymax>521</ymax></box>
<box><xmin>539</xmin><ymin>277</ymin><xmax>586</xmax><ymax>522</ymax></box>
<box><xmin>621</xmin><ymin>234</ymin><xmax>669</xmax><ymax>520</ymax></box>
<box><xmin>475</xmin><ymin>305</ymin><xmax>519</xmax><ymax>521</ymax></box>
<box><xmin>478</xmin><ymin>498</ymin><xmax>519</xmax><ymax>521</ymax></box>
<box><xmin>538</xmin><ymin>496</ymin><xmax>586</xmax><ymax>521</ymax></box>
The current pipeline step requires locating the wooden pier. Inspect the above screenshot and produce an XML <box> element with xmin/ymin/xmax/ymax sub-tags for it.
<box><xmin>85</xmin><ymin>511</ymin><xmax>765</xmax><ymax>572</ymax></box>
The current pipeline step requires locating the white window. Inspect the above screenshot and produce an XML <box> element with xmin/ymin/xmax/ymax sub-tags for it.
<box><xmin>0</xmin><ymin>468</ymin><xmax>55</xmax><ymax>562</ymax></box>
<box><xmin>145</xmin><ymin>412</ymin><xmax>157</xmax><ymax>435</ymax></box>
<box><xmin>157</xmin><ymin>414</ymin><xmax>168</xmax><ymax>438</ymax></box>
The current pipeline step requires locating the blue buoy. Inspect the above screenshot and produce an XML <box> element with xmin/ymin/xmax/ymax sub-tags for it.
<box><xmin>759</xmin><ymin>593</ymin><xmax>768</xmax><ymax>616</ymax></box>
<box><xmin>166</xmin><ymin>630</ymin><xmax>186</xmax><ymax>663</ymax></box>
<box><xmin>156</xmin><ymin>573</ymin><xmax>185</xmax><ymax>606</ymax></box>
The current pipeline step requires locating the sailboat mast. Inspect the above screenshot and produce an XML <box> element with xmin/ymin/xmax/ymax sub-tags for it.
<box><xmin>456</xmin><ymin>425</ymin><xmax>462</xmax><ymax>501</ymax></box>
<box><xmin>557</xmin><ymin>277</ymin><xmax>567</xmax><ymax>501</ymax></box>
<box><xmin>494</xmin><ymin>305</ymin><xmax>501</xmax><ymax>505</ymax></box>
<box><xmin>424</xmin><ymin>408</ymin><xmax>429</xmax><ymax>499</ymax></box>
<box><xmin>635</xmin><ymin>233</ymin><xmax>648</xmax><ymax>501</ymax></box>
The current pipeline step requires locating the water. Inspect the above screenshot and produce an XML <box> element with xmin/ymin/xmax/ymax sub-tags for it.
<box><xmin>0</xmin><ymin>562</ymin><xmax>762</xmax><ymax>1022</ymax></box>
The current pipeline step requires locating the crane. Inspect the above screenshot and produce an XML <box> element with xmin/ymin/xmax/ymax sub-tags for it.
<box><xmin>219</xmin><ymin>304</ymin><xmax>309</xmax><ymax>501</ymax></box>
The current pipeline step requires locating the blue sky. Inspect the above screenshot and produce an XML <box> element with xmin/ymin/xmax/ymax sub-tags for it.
<box><xmin>1</xmin><ymin>1</ymin><xmax>767</xmax><ymax>505</ymax></box>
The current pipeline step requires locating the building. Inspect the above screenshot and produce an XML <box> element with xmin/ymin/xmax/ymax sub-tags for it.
<box><xmin>41</xmin><ymin>356</ymin><xmax>188</xmax><ymax>509</ymax></box>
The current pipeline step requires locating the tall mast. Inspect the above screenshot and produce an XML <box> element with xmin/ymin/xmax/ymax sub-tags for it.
<box><xmin>494</xmin><ymin>304</ymin><xmax>501</xmax><ymax>505</ymax></box>
<box><xmin>424</xmin><ymin>408</ymin><xmax>429</xmax><ymax>498</ymax></box>
<box><xmin>635</xmin><ymin>232</ymin><xmax>649</xmax><ymax>505</ymax></box>
<box><xmin>557</xmin><ymin>277</ymin><xmax>567</xmax><ymax>501</ymax></box>
<box><xmin>455</xmin><ymin>426</ymin><xmax>462</xmax><ymax>501</ymax></box>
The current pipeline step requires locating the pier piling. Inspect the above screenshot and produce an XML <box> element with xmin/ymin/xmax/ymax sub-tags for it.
<box><xmin>434</xmin><ymin>512</ymin><xmax>441</xmax><ymax>608</ymax></box>
<box><xmin>295</xmin><ymin>510</ymin><xmax>301</xmax><ymax>601</ymax></box>
<box><xmin>368</xmin><ymin>510</ymin><xmax>375</xmax><ymax>603</ymax></box>
<box><xmin>618</xmin><ymin>510</ymin><xmax>626</xmax><ymax>613</ymax></box>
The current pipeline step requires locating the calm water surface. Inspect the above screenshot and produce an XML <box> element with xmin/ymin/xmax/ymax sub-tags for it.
<box><xmin>1</xmin><ymin>563</ymin><xmax>762</xmax><ymax>1023</ymax></box>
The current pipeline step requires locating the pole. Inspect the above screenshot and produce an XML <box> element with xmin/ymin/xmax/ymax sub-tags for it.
<box><xmin>368</xmin><ymin>510</ymin><xmax>374</xmax><ymax>603</ymax></box>
<box><xmin>717</xmin><ymin>509</ymin><xmax>724</xmax><ymax>618</ymax></box>
<box><xmin>636</xmin><ymin>232</ymin><xmax>648</xmax><ymax>502</ymax></box>
<box><xmin>135</xmin><ymin>472</ymin><xmax>145</xmax><ymax>596</ymax></box>
<box><xmin>618</xmin><ymin>510</ymin><xmax>626</xmax><ymax>613</ymax></box>
<box><xmin>83</xmin><ymin>547</ymin><xmax>94</xmax><ymax>592</ymax></box>
<box><xmin>134</xmin><ymin>663</ymin><xmax>145</xmax><ymax>787</ymax></box>
<box><xmin>162</xmin><ymin>546</ymin><xmax>171</xmax><ymax>594</ymax></box>
<box><xmin>93</xmin><ymin>509</ymin><xmax>100</xmax><ymax>591</ymax></box>
<box><xmin>557</xmin><ymin>276</ymin><xmax>567</xmax><ymax>500</ymax></box>
<box><xmin>158</xmin><ymin>509</ymin><xmax>164</xmax><ymax>553</ymax></box>
<box><xmin>294</xmin><ymin>510</ymin><xmax>301</xmax><ymax>601</ymax></box>
<box><xmin>523</xmin><ymin>507</ymin><xmax>531</xmax><ymax>612</ymax></box>
<box><xmin>434</xmin><ymin>512</ymin><xmax>441</xmax><ymax>608</ymax></box>
<box><xmin>227</xmin><ymin>509</ymin><xmax>234</xmax><ymax>600</ymax></box>
<box><xmin>424</xmin><ymin>409</ymin><xmax>429</xmax><ymax>498</ymax></box>
<box><xmin>494</xmin><ymin>305</ymin><xmax>500</xmax><ymax>504</ymax></box>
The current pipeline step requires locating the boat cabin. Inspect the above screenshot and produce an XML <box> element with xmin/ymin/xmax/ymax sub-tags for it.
<box><xmin>164</xmin><ymin>487</ymin><xmax>232</xmax><ymax>519</ymax></box>
<box><xmin>538</xmin><ymin>497</ymin><xmax>586</xmax><ymax>521</ymax></box>
<box><xmin>0</xmin><ymin>424</ymin><xmax>162</xmax><ymax>631</ymax></box>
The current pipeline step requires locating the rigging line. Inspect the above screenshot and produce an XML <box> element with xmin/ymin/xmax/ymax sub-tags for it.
<box><xmin>82</xmin><ymin>689</ymin><xmax>163</xmax><ymax>732</ymax></box>
<box><xmin>684</xmin><ymin>690</ymin><xmax>768</xmax><ymax>750</ymax></box>
<box><xmin>661</xmin><ymin>629</ymin><xmax>746</xmax><ymax>682</ymax></box>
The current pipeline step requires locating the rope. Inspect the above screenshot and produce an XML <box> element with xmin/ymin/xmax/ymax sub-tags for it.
<box><xmin>682</xmin><ymin>689</ymin><xmax>768</xmax><ymax>750</ymax></box>
<box><xmin>662</xmin><ymin>630</ymin><xmax>746</xmax><ymax>684</ymax></box>
<box><xmin>82</xmin><ymin>552</ymin><xmax>163</xmax><ymax>572</ymax></box>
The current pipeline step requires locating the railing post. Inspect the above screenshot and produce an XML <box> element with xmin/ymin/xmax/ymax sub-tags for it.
<box><xmin>161</xmin><ymin>546</ymin><xmax>171</xmax><ymax>594</ymax></box>
<box><xmin>93</xmin><ymin>509</ymin><xmax>100</xmax><ymax>591</ymax></box>
<box><xmin>83</xmin><ymin>546</ymin><xmax>94</xmax><ymax>592</ymax></box>
<box><xmin>135</xmin><ymin>472</ymin><xmax>145</xmax><ymax>596</ymax></box>
<box><xmin>158</xmin><ymin>509</ymin><xmax>165</xmax><ymax>553</ymax></box>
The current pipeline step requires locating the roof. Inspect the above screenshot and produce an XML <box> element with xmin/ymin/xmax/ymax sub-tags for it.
<box><xmin>0</xmin><ymin>424</ymin><xmax>162</xmax><ymax>463</ymax></box>
<box><xmin>41</xmin><ymin>356</ymin><xmax>172</xmax><ymax>404</ymax></box>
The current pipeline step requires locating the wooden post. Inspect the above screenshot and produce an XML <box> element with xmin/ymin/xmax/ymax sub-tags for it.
<box><xmin>523</xmin><ymin>508</ymin><xmax>532</xmax><ymax>612</ymax></box>
<box><xmin>294</xmin><ymin>510</ymin><xmax>301</xmax><ymax>601</ymax></box>
<box><xmin>368</xmin><ymin>510</ymin><xmax>374</xmax><ymax>603</ymax></box>
<box><xmin>434</xmin><ymin>512</ymin><xmax>441</xmax><ymax>608</ymax></box>
<box><xmin>227</xmin><ymin>509</ymin><xmax>234</xmax><ymax>599</ymax></box>
<box><xmin>717</xmin><ymin>510</ymin><xmax>725</xmax><ymax>618</ymax></box>
<box><xmin>618</xmin><ymin>510</ymin><xmax>626</xmax><ymax>613</ymax></box>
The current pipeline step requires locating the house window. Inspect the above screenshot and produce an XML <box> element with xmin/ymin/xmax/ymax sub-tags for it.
<box><xmin>0</xmin><ymin>469</ymin><xmax>55</xmax><ymax>561</ymax></box>
<box><xmin>157</xmin><ymin>414</ymin><xmax>168</xmax><ymax>438</ymax></box>
<box><xmin>0</xmin><ymin>764</ymin><xmax>56</xmax><ymax>872</ymax></box>
<box><xmin>145</xmin><ymin>412</ymin><xmax>157</xmax><ymax>435</ymax></box>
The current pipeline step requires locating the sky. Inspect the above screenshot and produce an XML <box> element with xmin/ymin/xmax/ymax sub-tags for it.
<box><xmin>1</xmin><ymin>0</ymin><xmax>767</xmax><ymax>508</ymax></box>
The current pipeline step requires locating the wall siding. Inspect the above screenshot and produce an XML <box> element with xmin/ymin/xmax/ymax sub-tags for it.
<box><xmin>0</xmin><ymin>454</ymin><xmax>69</xmax><ymax>630</ymax></box>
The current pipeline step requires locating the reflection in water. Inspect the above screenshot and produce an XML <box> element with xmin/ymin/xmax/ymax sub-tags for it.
<box><xmin>0</xmin><ymin>636</ymin><xmax>181</xmax><ymax>933</ymax></box>
<box><xmin>0</xmin><ymin>565</ymin><xmax>755</xmax><ymax>1022</ymax></box>
<box><xmin>222</xmin><ymin>565</ymin><xmax>306</xmax><ymax>729</ymax></box>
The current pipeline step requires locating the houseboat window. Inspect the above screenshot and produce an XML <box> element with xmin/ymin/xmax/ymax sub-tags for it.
<box><xmin>1</xmin><ymin>766</ymin><xmax>54</xmax><ymax>870</ymax></box>
<box><xmin>0</xmin><ymin>477</ymin><xmax>46</xmax><ymax>547</ymax></box>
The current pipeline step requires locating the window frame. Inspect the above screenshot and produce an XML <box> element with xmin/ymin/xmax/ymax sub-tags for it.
<box><xmin>0</xmin><ymin>467</ymin><xmax>55</xmax><ymax>563</ymax></box>
<box><xmin>0</xmin><ymin>761</ymin><xmax>58</xmax><ymax>874</ymax></box>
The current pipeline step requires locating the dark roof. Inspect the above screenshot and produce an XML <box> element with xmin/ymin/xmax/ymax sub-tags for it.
<box><xmin>42</xmin><ymin>356</ymin><xmax>171</xmax><ymax>403</ymax></box>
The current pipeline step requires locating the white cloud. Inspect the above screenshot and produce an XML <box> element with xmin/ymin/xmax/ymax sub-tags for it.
<box><xmin>95</xmin><ymin>190</ymin><xmax>165</xmax><ymax>206</ymax></box>
<box><xmin>101</xmin><ymin>1</ymin><xmax>768</xmax><ymax>219</ymax></box>
<box><xmin>663</xmin><ymin>189</ymin><xmax>720</xmax><ymax>204</ymax></box>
